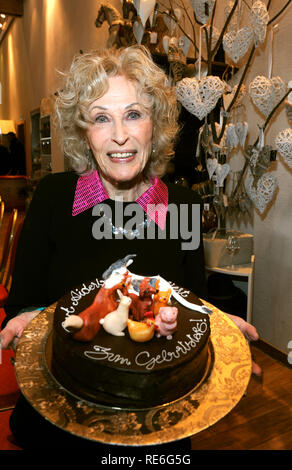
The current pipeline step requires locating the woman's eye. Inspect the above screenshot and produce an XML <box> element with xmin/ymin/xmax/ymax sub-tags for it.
<box><xmin>127</xmin><ymin>111</ymin><xmax>141</xmax><ymax>120</ymax></box>
<box><xmin>94</xmin><ymin>115</ymin><xmax>108</xmax><ymax>123</ymax></box>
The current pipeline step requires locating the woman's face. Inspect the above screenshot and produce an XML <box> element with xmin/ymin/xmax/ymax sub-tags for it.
<box><xmin>85</xmin><ymin>75</ymin><xmax>153</xmax><ymax>187</ymax></box>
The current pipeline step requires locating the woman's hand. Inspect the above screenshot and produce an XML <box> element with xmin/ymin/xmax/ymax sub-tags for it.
<box><xmin>227</xmin><ymin>313</ymin><xmax>262</xmax><ymax>377</ymax></box>
<box><xmin>0</xmin><ymin>310</ymin><xmax>41</xmax><ymax>351</ymax></box>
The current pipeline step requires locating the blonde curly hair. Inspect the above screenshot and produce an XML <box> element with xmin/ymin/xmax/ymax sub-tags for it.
<box><xmin>55</xmin><ymin>45</ymin><xmax>180</xmax><ymax>177</ymax></box>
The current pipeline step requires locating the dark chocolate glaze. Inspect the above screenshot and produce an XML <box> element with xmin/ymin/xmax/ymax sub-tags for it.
<box><xmin>52</xmin><ymin>279</ymin><xmax>210</xmax><ymax>408</ymax></box>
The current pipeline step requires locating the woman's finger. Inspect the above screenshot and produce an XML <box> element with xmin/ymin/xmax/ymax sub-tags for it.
<box><xmin>0</xmin><ymin>325</ymin><xmax>17</xmax><ymax>349</ymax></box>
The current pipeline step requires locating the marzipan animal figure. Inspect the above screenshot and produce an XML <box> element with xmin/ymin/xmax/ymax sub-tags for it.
<box><xmin>72</xmin><ymin>273</ymin><xmax>129</xmax><ymax>342</ymax></box>
<box><xmin>127</xmin><ymin>317</ymin><xmax>155</xmax><ymax>342</ymax></box>
<box><xmin>155</xmin><ymin>306</ymin><xmax>178</xmax><ymax>339</ymax></box>
<box><xmin>100</xmin><ymin>289</ymin><xmax>132</xmax><ymax>336</ymax></box>
<box><xmin>129</xmin><ymin>277</ymin><xmax>157</xmax><ymax>322</ymax></box>
<box><xmin>153</xmin><ymin>280</ymin><xmax>172</xmax><ymax>316</ymax></box>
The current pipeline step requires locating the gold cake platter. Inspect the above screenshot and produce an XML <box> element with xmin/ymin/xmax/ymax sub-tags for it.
<box><xmin>14</xmin><ymin>301</ymin><xmax>252</xmax><ymax>446</ymax></box>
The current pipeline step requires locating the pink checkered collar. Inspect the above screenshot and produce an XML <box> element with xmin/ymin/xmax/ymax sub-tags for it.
<box><xmin>72</xmin><ymin>170</ymin><xmax>168</xmax><ymax>230</ymax></box>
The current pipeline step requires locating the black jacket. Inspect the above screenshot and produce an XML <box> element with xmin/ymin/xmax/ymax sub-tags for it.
<box><xmin>2</xmin><ymin>171</ymin><xmax>207</xmax><ymax>327</ymax></box>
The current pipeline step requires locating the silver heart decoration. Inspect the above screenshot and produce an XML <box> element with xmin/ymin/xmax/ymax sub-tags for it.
<box><xmin>206</xmin><ymin>158</ymin><xmax>218</xmax><ymax>179</ymax></box>
<box><xmin>163</xmin><ymin>13</ymin><xmax>176</xmax><ymax>35</ymax></box>
<box><xmin>178</xmin><ymin>35</ymin><xmax>191</xmax><ymax>57</ymax></box>
<box><xmin>138</xmin><ymin>0</ymin><xmax>156</xmax><ymax>27</ymax></box>
<box><xmin>162</xmin><ymin>35</ymin><xmax>170</xmax><ymax>54</ymax></box>
<box><xmin>245</xmin><ymin>169</ymin><xmax>278</xmax><ymax>214</ymax></box>
<box><xmin>225</xmin><ymin>124</ymin><xmax>239</xmax><ymax>148</ymax></box>
<box><xmin>176</xmin><ymin>76</ymin><xmax>225</xmax><ymax>121</ymax></box>
<box><xmin>223</xmin><ymin>27</ymin><xmax>254</xmax><ymax>64</ymax></box>
<box><xmin>215</xmin><ymin>163</ymin><xmax>230</xmax><ymax>187</ymax></box>
<box><xmin>174</xmin><ymin>8</ymin><xmax>181</xmax><ymax>21</ymax></box>
<box><xmin>248</xmin><ymin>145</ymin><xmax>272</xmax><ymax>180</ymax></box>
<box><xmin>191</xmin><ymin>0</ymin><xmax>215</xmax><ymax>24</ymax></box>
<box><xmin>133</xmin><ymin>21</ymin><xmax>145</xmax><ymax>44</ymax></box>
<box><xmin>275</xmin><ymin>128</ymin><xmax>292</xmax><ymax>168</ymax></box>
<box><xmin>133</xmin><ymin>0</ymin><xmax>140</xmax><ymax>12</ymax></box>
<box><xmin>235</xmin><ymin>121</ymin><xmax>248</xmax><ymax>147</ymax></box>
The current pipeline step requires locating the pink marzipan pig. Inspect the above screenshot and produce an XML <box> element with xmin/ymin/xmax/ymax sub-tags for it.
<box><xmin>155</xmin><ymin>306</ymin><xmax>178</xmax><ymax>340</ymax></box>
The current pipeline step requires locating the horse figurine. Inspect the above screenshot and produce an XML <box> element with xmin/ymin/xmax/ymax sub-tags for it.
<box><xmin>122</xmin><ymin>0</ymin><xmax>137</xmax><ymax>21</ymax></box>
<box><xmin>95</xmin><ymin>2</ymin><xmax>136</xmax><ymax>48</ymax></box>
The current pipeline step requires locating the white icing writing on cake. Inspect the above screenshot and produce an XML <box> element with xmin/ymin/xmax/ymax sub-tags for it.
<box><xmin>83</xmin><ymin>319</ymin><xmax>208</xmax><ymax>371</ymax></box>
<box><xmin>60</xmin><ymin>278</ymin><xmax>104</xmax><ymax>318</ymax></box>
<box><xmin>135</xmin><ymin>320</ymin><xmax>208</xmax><ymax>370</ymax></box>
<box><xmin>70</xmin><ymin>279</ymin><xmax>104</xmax><ymax>306</ymax></box>
<box><xmin>84</xmin><ymin>345</ymin><xmax>131</xmax><ymax>366</ymax></box>
<box><xmin>168</xmin><ymin>282</ymin><xmax>190</xmax><ymax>298</ymax></box>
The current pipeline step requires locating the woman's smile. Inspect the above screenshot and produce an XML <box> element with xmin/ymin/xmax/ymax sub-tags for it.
<box><xmin>107</xmin><ymin>150</ymin><xmax>137</xmax><ymax>162</ymax></box>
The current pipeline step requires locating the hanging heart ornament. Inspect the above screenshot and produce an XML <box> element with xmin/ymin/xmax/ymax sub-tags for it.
<box><xmin>206</xmin><ymin>158</ymin><xmax>218</xmax><ymax>179</ymax></box>
<box><xmin>173</xmin><ymin>8</ymin><xmax>182</xmax><ymax>22</ymax></box>
<box><xmin>249</xmin><ymin>76</ymin><xmax>286</xmax><ymax>117</ymax></box>
<box><xmin>190</xmin><ymin>0</ymin><xmax>215</xmax><ymax>24</ymax></box>
<box><xmin>245</xmin><ymin>169</ymin><xmax>278</xmax><ymax>214</ymax></box>
<box><xmin>162</xmin><ymin>35</ymin><xmax>170</xmax><ymax>54</ymax></box>
<box><xmin>215</xmin><ymin>163</ymin><xmax>230</xmax><ymax>187</ymax></box>
<box><xmin>137</xmin><ymin>0</ymin><xmax>156</xmax><ymax>26</ymax></box>
<box><xmin>178</xmin><ymin>35</ymin><xmax>191</xmax><ymax>57</ymax></box>
<box><xmin>250</xmin><ymin>0</ymin><xmax>269</xmax><ymax>46</ymax></box>
<box><xmin>133</xmin><ymin>21</ymin><xmax>145</xmax><ymax>44</ymax></box>
<box><xmin>176</xmin><ymin>76</ymin><xmax>225</xmax><ymax>121</ymax></box>
<box><xmin>275</xmin><ymin>128</ymin><xmax>292</xmax><ymax>168</ymax></box>
<box><xmin>235</xmin><ymin>121</ymin><xmax>248</xmax><ymax>147</ymax></box>
<box><xmin>246</xmin><ymin>145</ymin><xmax>272</xmax><ymax>180</ymax></box>
<box><xmin>133</xmin><ymin>0</ymin><xmax>140</xmax><ymax>12</ymax></box>
<box><xmin>163</xmin><ymin>12</ymin><xmax>176</xmax><ymax>35</ymax></box>
<box><xmin>223</xmin><ymin>27</ymin><xmax>254</xmax><ymax>64</ymax></box>
<box><xmin>225</xmin><ymin>124</ymin><xmax>239</xmax><ymax>148</ymax></box>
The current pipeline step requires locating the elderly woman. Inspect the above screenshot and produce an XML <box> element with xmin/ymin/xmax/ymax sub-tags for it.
<box><xmin>0</xmin><ymin>45</ymin><xmax>259</xmax><ymax>449</ymax></box>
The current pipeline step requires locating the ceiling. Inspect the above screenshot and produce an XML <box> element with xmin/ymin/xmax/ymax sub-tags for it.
<box><xmin>0</xmin><ymin>0</ymin><xmax>23</xmax><ymax>44</ymax></box>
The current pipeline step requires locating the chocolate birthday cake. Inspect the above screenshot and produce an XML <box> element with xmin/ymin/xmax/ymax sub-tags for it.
<box><xmin>51</xmin><ymin>256</ymin><xmax>211</xmax><ymax>408</ymax></box>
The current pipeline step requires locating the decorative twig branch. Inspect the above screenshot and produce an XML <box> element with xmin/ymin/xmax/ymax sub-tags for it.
<box><xmin>230</xmin><ymin>88</ymin><xmax>292</xmax><ymax>200</ymax></box>
<box><xmin>214</xmin><ymin>0</ymin><xmax>277</xmax><ymax>145</ymax></box>
<box><xmin>207</xmin><ymin>0</ymin><xmax>217</xmax><ymax>74</ymax></box>
<box><xmin>176</xmin><ymin>0</ymin><xmax>197</xmax><ymax>52</ymax></box>
<box><xmin>208</xmin><ymin>0</ymin><xmax>239</xmax><ymax>143</ymax></box>
<box><xmin>255</xmin><ymin>88</ymin><xmax>291</xmax><ymax>143</ymax></box>
<box><xmin>211</xmin><ymin>0</ymin><xmax>239</xmax><ymax>60</ymax></box>
<box><xmin>227</xmin><ymin>45</ymin><xmax>255</xmax><ymax>115</ymax></box>
<box><xmin>268</xmin><ymin>0</ymin><xmax>292</xmax><ymax>25</ymax></box>
<box><xmin>158</xmin><ymin>0</ymin><xmax>199</xmax><ymax>55</ymax></box>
